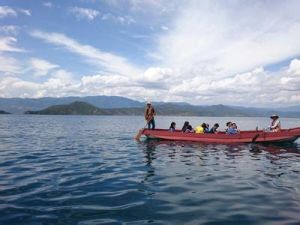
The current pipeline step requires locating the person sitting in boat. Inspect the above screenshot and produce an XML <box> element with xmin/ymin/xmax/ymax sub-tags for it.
<box><xmin>225</xmin><ymin>121</ymin><xmax>232</xmax><ymax>132</ymax></box>
<box><xmin>269</xmin><ymin>114</ymin><xmax>281</xmax><ymax>132</ymax></box>
<box><xmin>209</xmin><ymin>123</ymin><xmax>219</xmax><ymax>134</ymax></box>
<box><xmin>145</xmin><ymin>101</ymin><xmax>156</xmax><ymax>130</ymax></box>
<box><xmin>195</xmin><ymin>123</ymin><xmax>205</xmax><ymax>134</ymax></box>
<box><xmin>226</xmin><ymin>122</ymin><xmax>239</xmax><ymax>134</ymax></box>
<box><xmin>182</xmin><ymin>121</ymin><xmax>190</xmax><ymax>132</ymax></box>
<box><xmin>169</xmin><ymin>122</ymin><xmax>176</xmax><ymax>132</ymax></box>
<box><xmin>204</xmin><ymin>123</ymin><xmax>210</xmax><ymax>133</ymax></box>
<box><xmin>185</xmin><ymin>124</ymin><xmax>194</xmax><ymax>133</ymax></box>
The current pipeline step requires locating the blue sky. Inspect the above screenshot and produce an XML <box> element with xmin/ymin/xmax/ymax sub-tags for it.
<box><xmin>0</xmin><ymin>0</ymin><xmax>300</xmax><ymax>107</ymax></box>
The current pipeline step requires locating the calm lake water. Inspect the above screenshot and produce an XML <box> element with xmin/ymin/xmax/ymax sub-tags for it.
<box><xmin>0</xmin><ymin>115</ymin><xmax>300</xmax><ymax>225</ymax></box>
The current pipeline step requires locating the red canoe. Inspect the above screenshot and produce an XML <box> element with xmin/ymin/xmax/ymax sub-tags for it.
<box><xmin>141</xmin><ymin>127</ymin><xmax>300</xmax><ymax>144</ymax></box>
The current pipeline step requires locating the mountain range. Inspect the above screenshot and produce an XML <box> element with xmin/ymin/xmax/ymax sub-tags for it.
<box><xmin>0</xmin><ymin>96</ymin><xmax>143</xmax><ymax>114</ymax></box>
<box><xmin>21</xmin><ymin>98</ymin><xmax>300</xmax><ymax>117</ymax></box>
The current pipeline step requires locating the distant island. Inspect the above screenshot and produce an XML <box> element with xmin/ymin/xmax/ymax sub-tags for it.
<box><xmin>26</xmin><ymin>101</ymin><xmax>109</xmax><ymax>115</ymax></box>
<box><xmin>0</xmin><ymin>110</ymin><xmax>10</xmax><ymax>114</ymax></box>
<box><xmin>25</xmin><ymin>101</ymin><xmax>144</xmax><ymax>115</ymax></box>
<box><xmin>25</xmin><ymin>101</ymin><xmax>300</xmax><ymax>117</ymax></box>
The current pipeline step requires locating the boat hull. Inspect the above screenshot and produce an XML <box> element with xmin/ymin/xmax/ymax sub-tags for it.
<box><xmin>142</xmin><ymin>127</ymin><xmax>300</xmax><ymax>144</ymax></box>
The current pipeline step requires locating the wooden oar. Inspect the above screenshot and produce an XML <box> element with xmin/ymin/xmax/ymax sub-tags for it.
<box><xmin>251</xmin><ymin>133</ymin><xmax>260</xmax><ymax>143</ymax></box>
<box><xmin>134</xmin><ymin>124</ymin><xmax>147</xmax><ymax>141</ymax></box>
<box><xmin>134</xmin><ymin>116</ymin><xmax>153</xmax><ymax>141</ymax></box>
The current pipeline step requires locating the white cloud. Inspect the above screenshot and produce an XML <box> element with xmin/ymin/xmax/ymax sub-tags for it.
<box><xmin>0</xmin><ymin>6</ymin><xmax>17</xmax><ymax>18</ymax></box>
<box><xmin>155</xmin><ymin>0</ymin><xmax>300</xmax><ymax>77</ymax></box>
<box><xmin>116</xmin><ymin>16</ymin><xmax>136</xmax><ymax>25</ymax></box>
<box><xmin>0</xmin><ymin>54</ymin><xmax>22</xmax><ymax>74</ymax></box>
<box><xmin>288</xmin><ymin>59</ymin><xmax>300</xmax><ymax>75</ymax></box>
<box><xmin>30</xmin><ymin>30</ymin><xmax>143</xmax><ymax>77</ymax></box>
<box><xmin>1</xmin><ymin>58</ymin><xmax>300</xmax><ymax>106</ymax></box>
<box><xmin>0</xmin><ymin>36</ymin><xmax>24</xmax><ymax>52</ymax></box>
<box><xmin>101</xmin><ymin>13</ymin><xmax>136</xmax><ymax>25</ymax></box>
<box><xmin>0</xmin><ymin>69</ymin><xmax>79</xmax><ymax>98</ymax></box>
<box><xmin>18</xmin><ymin>8</ymin><xmax>31</xmax><ymax>16</ymax></box>
<box><xmin>161</xmin><ymin>25</ymin><xmax>168</xmax><ymax>31</ymax></box>
<box><xmin>43</xmin><ymin>2</ymin><xmax>53</xmax><ymax>8</ymax></box>
<box><xmin>69</xmin><ymin>7</ymin><xmax>99</xmax><ymax>21</ymax></box>
<box><xmin>142</xmin><ymin>67</ymin><xmax>172</xmax><ymax>82</ymax></box>
<box><xmin>0</xmin><ymin>6</ymin><xmax>31</xmax><ymax>18</ymax></box>
<box><xmin>29</xmin><ymin>58</ymin><xmax>59</xmax><ymax>76</ymax></box>
<box><xmin>0</xmin><ymin>77</ymin><xmax>41</xmax><ymax>98</ymax></box>
<box><xmin>0</xmin><ymin>25</ymin><xmax>20</xmax><ymax>35</ymax></box>
<box><xmin>111</xmin><ymin>0</ymin><xmax>179</xmax><ymax>14</ymax></box>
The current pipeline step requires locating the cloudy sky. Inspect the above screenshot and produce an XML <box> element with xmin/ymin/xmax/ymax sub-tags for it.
<box><xmin>0</xmin><ymin>0</ymin><xmax>300</xmax><ymax>107</ymax></box>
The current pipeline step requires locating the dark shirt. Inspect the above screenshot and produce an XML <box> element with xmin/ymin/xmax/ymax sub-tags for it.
<box><xmin>209</xmin><ymin>127</ymin><xmax>218</xmax><ymax>133</ymax></box>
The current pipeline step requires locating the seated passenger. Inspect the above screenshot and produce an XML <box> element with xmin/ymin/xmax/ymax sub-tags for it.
<box><xmin>182</xmin><ymin>121</ymin><xmax>189</xmax><ymax>132</ymax></box>
<box><xmin>195</xmin><ymin>125</ymin><xmax>204</xmax><ymax>134</ymax></box>
<box><xmin>209</xmin><ymin>123</ymin><xmax>219</xmax><ymax>134</ymax></box>
<box><xmin>225</xmin><ymin>121</ymin><xmax>232</xmax><ymax>132</ymax></box>
<box><xmin>185</xmin><ymin>124</ymin><xmax>194</xmax><ymax>133</ymax></box>
<box><xmin>204</xmin><ymin>123</ymin><xmax>210</xmax><ymax>133</ymax></box>
<box><xmin>226</xmin><ymin>122</ymin><xmax>239</xmax><ymax>134</ymax></box>
<box><xmin>269</xmin><ymin>114</ymin><xmax>281</xmax><ymax>132</ymax></box>
<box><xmin>169</xmin><ymin>122</ymin><xmax>176</xmax><ymax>132</ymax></box>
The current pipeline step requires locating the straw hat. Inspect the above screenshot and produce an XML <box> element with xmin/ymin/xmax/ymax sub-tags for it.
<box><xmin>270</xmin><ymin>114</ymin><xmax>279</xmax><ymax>119</ymax></box>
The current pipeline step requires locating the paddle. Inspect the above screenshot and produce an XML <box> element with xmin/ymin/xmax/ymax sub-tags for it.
<box><xmin>134</xmin><ymin>116</ymin><xmax>153</xmax><ymax>141</ymax></box>
<box><xmin>251</xmin><ymin>133</ymin><xmax>260</xmax><ymax>143</ymax></box>
<box><xmin>134</xmin><ymin>124</ymin><xmax>147</xmax><ymax>141</ymax></box>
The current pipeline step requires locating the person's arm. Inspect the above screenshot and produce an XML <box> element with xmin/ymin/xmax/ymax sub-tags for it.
<box><xmin>145</xmin><ymin>108</ymin><xmax>148</xmax><ymax>120</ymax></box>
<box><xmin>271</xmin><ymin>120</ymin><xmax>279</xmax><ymax>129</ymax></box>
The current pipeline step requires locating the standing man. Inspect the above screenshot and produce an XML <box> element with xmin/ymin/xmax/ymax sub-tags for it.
<box><xmin>145</xmin><ymin>101</ymin><xmax>156</xmax><ymax>129</ymax></box>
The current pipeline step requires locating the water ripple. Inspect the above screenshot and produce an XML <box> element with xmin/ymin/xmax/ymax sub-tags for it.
<box><xmin>0</xmin><ymin>115</ymin><xmax>300</xmax><ymax>224</ymax></box>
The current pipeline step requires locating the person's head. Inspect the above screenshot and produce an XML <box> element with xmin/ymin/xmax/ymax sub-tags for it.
<box><xmin>226</xmin><ymin>121</ymin><xmax>232</xmax><ymax>127</ymax></box>
<box><xmin>170</xmin><ymin>122</ymin><xmax>176</xmax><ymax>128</ymax></box>
<box><xmin>214</xmin><ymin>123</ymin><xmax>219</xmax><ymax>128</ymax></box>
<box><xmin>270</xmin><ymin>114</ymin><xmax>279</xmax><ymax>120</ymax></box>
<box><xmin>201</xmin><ymin>123</ymin><xmax>207</xmax><ymax>129</ymax></box>
<box><xmin>147</xmin><ymin>101</ymin><xmax>151</xmax><ymax>107</ymax></box>
<box><xmin>232</xmin><ymin>123</ymin><xmax>237</xmax><ymax>129</ymax></box>
<box><xmin>183</xmin><ymin>121</ymin><xmax>189</xmax><ymax>127</ymax></box>
<box><xmin>206</xmin><ymin>123</ymin><xmax>209</xmax><ymax>128</ymax></box>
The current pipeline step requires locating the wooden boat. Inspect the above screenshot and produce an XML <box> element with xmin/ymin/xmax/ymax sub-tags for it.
<box><xmin>141</xmin><ymin>127</ymin><xmax>300</xmax><ymax>144</ymax></box>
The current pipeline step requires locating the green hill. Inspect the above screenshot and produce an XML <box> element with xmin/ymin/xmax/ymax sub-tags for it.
<box><xmin>25</xmin><ymin>101</ymin><xmax>110</xmax><ymax>115</ymax></box>
<box><xmin>0</xmin><ymin>110</ymin><xmax>10</xmax><ymax>114</ymax></box>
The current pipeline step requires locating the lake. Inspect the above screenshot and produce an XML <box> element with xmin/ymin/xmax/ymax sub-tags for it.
<box><xmin>0</xmin><ymin>115</ymin><xmax>300</xmax><ymax>225</ymax></box>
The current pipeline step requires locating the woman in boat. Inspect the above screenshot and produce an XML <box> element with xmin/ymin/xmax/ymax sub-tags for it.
<box><xmin>269</xmin><ymin>114</ymin><xmax>281</xmax><ymax>132</ymax></box>
<box><xmin>205</xmin><ymin>123</ymin><xmax>210</xmax><ymax>133</ymax></box>
<box><xmin>195</xmin><ymin>123</ymin><xmax>204</xmax><ymax>133</ymax></box>
<box><xmin>185</xmin><ymin>124</ymin><xmax>194</xmax><ymax>133</ymax></box>
<box><xmin>182</xmin><ymin>121</ymin><xmax>190</xmax><ymax>132</ymax></box>
<box><xmin>195</xmin><ymin>123</ymin><xmax>208</xmax><ymax>134</ymax></box>
<box><xmin>226</xmin><ymin>122</ymin><xmax>239</xmax><ymax>134</ymax></box>
<box><xmin>209</xmin><ymin>123</ymin><xmax>219</xmax><ymax>134</ymax></box>
<box><xmin>225</xmin><ymin>121</ymin><xmax>232</xmax><ymax>132</ymax></box>
<box><xmin>169</xmin><ymin>122</ymin><xmax>176</xmax><ymax>132</ymax></box>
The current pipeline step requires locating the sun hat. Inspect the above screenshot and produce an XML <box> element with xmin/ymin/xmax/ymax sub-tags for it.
<box><xmin>147</xmin><ymin>101</ymin><xmax>151</xmax><ymax>105</ymax></box>
<box><xmin>270</xmin><ymin>114</ymin><xmax>279</xmax><ymax>119</ymax></box>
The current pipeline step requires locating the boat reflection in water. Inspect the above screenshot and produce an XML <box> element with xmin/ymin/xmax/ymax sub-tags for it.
<box><xmin>140</xmin><ymin>139</ymin><xmax>300</xmax><ymax>166</ymax></box>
